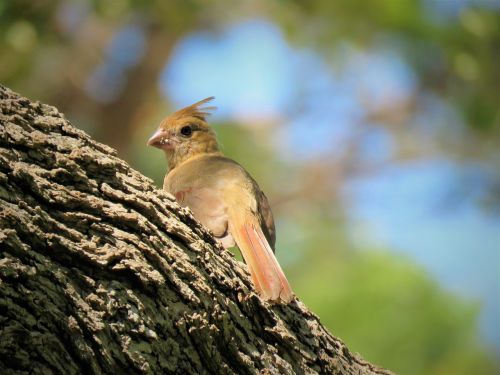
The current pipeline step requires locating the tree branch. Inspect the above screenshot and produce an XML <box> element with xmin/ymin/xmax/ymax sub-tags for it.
<box><xmin>0</xmin><ymin>85</ymin><xmax>391</xmax><ymax>374</ymax></box>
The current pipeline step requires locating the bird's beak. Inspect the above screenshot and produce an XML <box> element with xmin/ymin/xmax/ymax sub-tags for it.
<box><xmin>147</xmin><ymin>128</ymin><xmax>172</xmax><ymax>149</ymax></box>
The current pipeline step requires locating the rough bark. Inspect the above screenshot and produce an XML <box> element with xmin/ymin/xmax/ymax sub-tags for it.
<box><xmin>0</xmin><ymin>85</ymin><xmax>391</xmax><ymax>375</ymax></box>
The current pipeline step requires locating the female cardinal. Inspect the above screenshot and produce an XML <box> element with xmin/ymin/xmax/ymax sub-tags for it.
<box><xmin>148</xmin><ymin>97</ymin><xmax>293</xmax><ymax>303</ymax></box>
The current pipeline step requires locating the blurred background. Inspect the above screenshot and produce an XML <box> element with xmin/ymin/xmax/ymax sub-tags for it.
<box><xmin>1</xmin><ymin>0</ymin><xmax>499</xmax><ymax>373</ymax></box>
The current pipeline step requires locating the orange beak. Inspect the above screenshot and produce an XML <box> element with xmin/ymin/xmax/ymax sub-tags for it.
<box><xmin>147</xmin><ymin>129</ymin><xmax>174</xmax><ymax>149</ymax></box>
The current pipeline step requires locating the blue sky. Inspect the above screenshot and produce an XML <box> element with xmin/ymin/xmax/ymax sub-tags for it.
<box><xmin>159</xmin><ymin>19</ymin><xmax>499</xmax><ymax>350</ymax></box>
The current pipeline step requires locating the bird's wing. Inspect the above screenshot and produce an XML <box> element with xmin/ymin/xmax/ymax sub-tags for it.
<box><xmin>223</xmin><ymin>167</ymin><xmax>293</xmax><ymax>302</ymax></box>
<box><xmin>255</xmin><ymin>188</ymin><xmax>276</xmax><ymax>251</ymax></box>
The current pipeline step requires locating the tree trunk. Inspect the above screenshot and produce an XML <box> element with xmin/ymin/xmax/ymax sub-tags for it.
<box><xmin>0</xmin><ymin>85</ymin><xmax>391</xmax><ymax>375</ymax></box>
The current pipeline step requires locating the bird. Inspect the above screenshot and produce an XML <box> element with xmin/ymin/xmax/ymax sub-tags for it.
<box><xmin>147</xmin><ymin>97</ymin><xmax>294</xmax><ymax>303</ymax></box>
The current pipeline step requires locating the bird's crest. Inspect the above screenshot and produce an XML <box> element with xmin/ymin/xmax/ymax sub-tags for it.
<box><xmin>170</xmin><ymin>96</ymin><xmax>216</xmax><ymax>122</ymax></box>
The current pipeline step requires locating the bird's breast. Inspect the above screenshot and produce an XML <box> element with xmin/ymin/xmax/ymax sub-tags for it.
<box><xmin>165</xmin><ymin>168</ymin><xmax>230</xmax><ymax>239</ymax></box>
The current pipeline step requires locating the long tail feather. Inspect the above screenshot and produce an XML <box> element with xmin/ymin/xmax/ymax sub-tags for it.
<box><xmin>230</xmin><ymin>218</ymin><xmax>293</xmax><ymax>303</ymax></box>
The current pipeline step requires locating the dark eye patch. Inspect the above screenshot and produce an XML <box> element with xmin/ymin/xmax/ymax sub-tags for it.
<box><xmin>179</xmin><ymin>123</ymin><xmax>207</xmax><ymax>137</ymax></box>
<box><xmin>180</xmin><ymin>125</ymin><xmax>193</xmax><ymax>137</ymax></box>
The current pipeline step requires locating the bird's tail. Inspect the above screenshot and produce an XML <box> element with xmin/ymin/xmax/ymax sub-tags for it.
<box><xmin>229</xmin><ymin>213</ymin><xmax>293</xmax><ymax>303</ymax></box>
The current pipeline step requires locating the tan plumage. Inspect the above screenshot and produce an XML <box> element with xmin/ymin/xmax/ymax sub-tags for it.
<box><xmin>148</xmin><ymin>97</ymin><xmax>293</xmax><ymax>303</ymax></box>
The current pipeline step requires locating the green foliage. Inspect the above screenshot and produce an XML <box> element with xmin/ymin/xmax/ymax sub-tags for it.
<box><xmin>295</xmin><ymin>245</ymin><xmax>497</xmax><ymax>374</ymax></box>
<box><xmin>283</xmin><ymin>1</ymin><xmax>500</xmax><ymax>134</ymax></box>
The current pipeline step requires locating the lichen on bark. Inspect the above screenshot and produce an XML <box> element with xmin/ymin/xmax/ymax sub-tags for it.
<box><xmin>0</xmin><ymin>85</ymin><xmax>391</xmax><ymax>374</ymax></box>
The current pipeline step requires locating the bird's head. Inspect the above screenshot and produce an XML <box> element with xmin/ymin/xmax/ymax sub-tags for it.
<box><xmin>148</xmin><ymin>97</ymin><xmax>219</xmax><ymax>168</ymax></box>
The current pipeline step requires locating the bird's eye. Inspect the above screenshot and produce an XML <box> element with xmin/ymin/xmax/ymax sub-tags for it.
<box><xmin>180</xmin><ymin>125</ymin><xmax>192</xmax><ymax>137</ymax></box>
